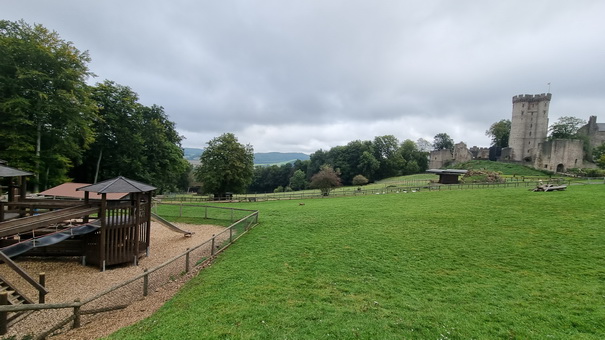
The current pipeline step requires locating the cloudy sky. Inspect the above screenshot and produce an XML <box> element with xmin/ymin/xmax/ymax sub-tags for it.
<box><xmin>4</xmin><ymin>1</ymin><xmax>605</xmax><ymax>153</ymax></box>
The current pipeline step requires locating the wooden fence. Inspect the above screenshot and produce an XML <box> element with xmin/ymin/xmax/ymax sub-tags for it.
<box><xmin>0</xmin><ymin>206</ymin><xmax>258</xmax><ymax>339</ymax></box>
<box><xmin>162</xmin><ymin>180</ymin><xmax>558</xmax><ymax>203</ymax></box>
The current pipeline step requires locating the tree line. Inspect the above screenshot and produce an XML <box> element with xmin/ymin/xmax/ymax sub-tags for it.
<box><xmin>0</xmin><ymin>20</ymin><xmax>189</xmax><ymax>193</ymax></box>
<box><xmin>196</xmin><ymin>133</ymin><xmax>432</xmax><ymax>196</ymax></box>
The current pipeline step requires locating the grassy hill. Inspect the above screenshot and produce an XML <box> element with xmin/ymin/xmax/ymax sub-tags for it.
<box><xmin>451</xmin><ymin>160</ymin><xmax>551</xmax><ymax>176</ymax></box>
<box><xmin>109</xmin><ymin>184</ymin><xmax>605</xmax><ymax>339</ymax></box>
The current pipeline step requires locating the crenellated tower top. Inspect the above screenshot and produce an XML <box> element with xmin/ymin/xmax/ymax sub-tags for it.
<box><xmin>512</xmin><ymin>93</ymin><xmax>552</xmax><ymax>103</ymax></box>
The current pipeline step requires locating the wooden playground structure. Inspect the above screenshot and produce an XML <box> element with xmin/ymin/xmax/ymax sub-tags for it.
<box><xmin>0</xmin><ymin>164</ymin><xmax>161</xmax><ymax>333</ymax></box>
<box><xmin>0</xmin><ymin>174</ymin><xmax>156</xmax><ymax>270</ymax></box>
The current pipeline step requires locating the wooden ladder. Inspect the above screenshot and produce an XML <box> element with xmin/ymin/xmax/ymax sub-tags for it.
<box><xmin>0</xmin><ymin>273</ymin><xmax>34</xmax><ymax>327</ymax></box>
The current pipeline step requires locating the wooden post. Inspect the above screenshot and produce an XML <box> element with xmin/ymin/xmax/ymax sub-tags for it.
<box><xmin>143</xmin><ymin>269</ymin><xmax>149</xmax><ymax>297</ymax></box>
<box><xmin>211</xmin><ymin>235</ymin><xmax>215</xmax><ymax>256</ymax></box>
<box><xmin>99</xmin><ymin>193</ymin><xmax>107</xmax><ymax>271</ymax></box>
<box><xmin>134</xmin><ymin>192</ymin><xmax>141</xmax><ymax>258</ymax></box>
<box><xmin>83</xmin><ymin>191</ymin><xmax>90</xmax><ymax>223</ymax></box>
<box><xmin>145</xmin><ymin>191</ymin><xmax>152</xmax><ymax>253</ymax></box>
<box><xmin>0</xmin><ymin>292</ymin><xmax>7</xmax><ymax>335</ymax></box>
<box><xmin>73</xmin><ymin>299</ymin><xmax>81</xmax><ymax>329</ymax></box>
<box><xmin>229</xmin><ymin>227</ymin><xmax>233</xmax><ymax>243</ymax></box>
<box><xmin>185</xmin><ymin>249</ymin><xmax>190</xmax><ymax>273</ymax></box>
<box><xmin>39</xmin><ymin>272</ymin><xmax>46</xmax><ymax>303</ymax></box>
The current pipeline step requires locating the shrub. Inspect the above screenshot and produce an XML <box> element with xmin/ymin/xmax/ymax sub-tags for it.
<box><xmin>352</xmin><ymin>174</ymin><xmax>369</xmax><ymax>186</ymax></box>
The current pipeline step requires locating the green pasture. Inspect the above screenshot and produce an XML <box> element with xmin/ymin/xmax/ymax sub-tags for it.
<box><xmin>110</xmin><ymin>184</ymin><xmax>604</xmax><ymax>339</ymax></box>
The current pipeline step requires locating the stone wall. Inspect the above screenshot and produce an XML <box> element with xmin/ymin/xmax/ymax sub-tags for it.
<box><xmin>577</xmin><ymin>116</ymin><xmax>605</xmax><ymax>148</ymax></box>
<box><xmin>429</xmin><ymin>149</ymin><xmax>453</xmax><ymax>169</ymax></box>
<box><xmin>535</xmin><ymin>139</ymin><xmax>584</xmax><ymax>172</ymax></box>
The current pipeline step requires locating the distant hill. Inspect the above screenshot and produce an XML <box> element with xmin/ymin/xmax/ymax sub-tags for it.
<box><xmin>253</xmin><ymin>152</ymin><xmax>310</xmax><ymax>165</ymax></box>
<box><xmin>183</xmin><ymin>148</ymin><xmax>310</xmax><ymax>166</ymax></box>
<box><xmin>183</xmin><ymin>148</ymin><xmax>204</xmax><ymax>160</ymax></box>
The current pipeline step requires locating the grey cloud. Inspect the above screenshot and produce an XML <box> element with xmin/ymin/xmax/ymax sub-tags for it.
<box><xmin>4</xmin><ymin>0</ymin><xmax>605</xmax><ymax>152</ymax></box>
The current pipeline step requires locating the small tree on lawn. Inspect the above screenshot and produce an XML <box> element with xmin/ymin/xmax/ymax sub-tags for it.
<box><xmin>194</xmin><ymin>133</ymin><xmax>254</xmax><ymax>197</ymax></box>
<box><xmin>310</xmin><ymin>165</ymin><xmax>342</xmax><ymax>196</ymax></box>
<box><xmin>352</xmin><ymin>174</ymin><xmax>369</xmax><ymax>186</ymax></box>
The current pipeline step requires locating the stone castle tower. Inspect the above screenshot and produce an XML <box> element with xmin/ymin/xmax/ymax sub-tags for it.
<box><xmin>507</xmin><ymin>93</ymin><xmax>551</xmax><ymax>161</ymax></box>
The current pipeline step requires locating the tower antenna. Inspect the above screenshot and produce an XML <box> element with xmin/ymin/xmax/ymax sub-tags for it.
<box><xmin>547</xmin><ymin>82</ymin><xmax>551</xmax><ymax>93</ymax></box>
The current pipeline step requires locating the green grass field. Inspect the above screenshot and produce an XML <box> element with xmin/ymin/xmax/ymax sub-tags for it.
<box><xmin>109</xmin><ymin>184</ymin><xmax>605</xmax><ymax>339</ymax></box>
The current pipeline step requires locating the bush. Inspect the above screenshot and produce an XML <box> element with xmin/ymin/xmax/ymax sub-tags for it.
<box><xmin>352</xmin><ymin>174</ymin><xmax>369</xmax><ymax>186</ymax></box>
<box><xmin>567</xmin><ymin>168</ymin><xmax>605</xmax><ymax>177</ymax></box>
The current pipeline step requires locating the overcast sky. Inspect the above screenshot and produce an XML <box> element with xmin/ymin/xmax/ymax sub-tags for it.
<box><xmin>4</xmin><ymin>1</ymin><xmax>605</xmax><ymax>153</ymax></box>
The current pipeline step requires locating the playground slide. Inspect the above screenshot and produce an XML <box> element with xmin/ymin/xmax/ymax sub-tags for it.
<box><xmin>0</xmin><ymin>222</ymin><xmax>100</xmax><ymax>258</ymax></box>
<box><xmin>150</xmin><ymin>213</ymin><xmax>193</xmax><ymax>237</ymax></box>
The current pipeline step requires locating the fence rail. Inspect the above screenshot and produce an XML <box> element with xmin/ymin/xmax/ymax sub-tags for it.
<box><xmin>0</xmin><ymin>205</ymin><xmax>258</xmax><ymax>339</ymax></box>
<box><xmin>162</xmin><ymin>180</ymin><xmax>565</xmax><ymax>203</ymax></box>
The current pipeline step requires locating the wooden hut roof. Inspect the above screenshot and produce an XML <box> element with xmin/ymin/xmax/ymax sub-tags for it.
<box><xmin>76</xmin><ymin>176</ymin><xmax>156</xmax><ymax>194</ymax></box>
<box><xmin>40</xmin><ymin>183</ymin><xmax>128</xmax><ymax>200</ymax></box>
<box><xmin>426</xmin><ymin>169</ymin><xmax>468</xmax><ymax>175</ymax></box>
<box><xmin>0</xmin><ymin>164</ymin><xmax>33</xmax><ymax>177</ymax></box>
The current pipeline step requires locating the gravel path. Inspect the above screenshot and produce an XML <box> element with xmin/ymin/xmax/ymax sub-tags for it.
<box><xmin>1</xmin><ymin>222</ymin><xmax>225</xmax><ymax>339</ymax></box>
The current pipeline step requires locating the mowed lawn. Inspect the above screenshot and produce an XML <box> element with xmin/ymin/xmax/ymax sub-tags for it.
<box><xmin>108</xmin><ymin>185</ymin><xmax>605</xmax><ymax>339</ymax></box>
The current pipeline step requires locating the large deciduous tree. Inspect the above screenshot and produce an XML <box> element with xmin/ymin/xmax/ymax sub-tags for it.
<box><xmin>549</xmin><ymin>116</ymin><xmax>586</xmax><ymax>139</ymax></box>
<box><xmin>289</xmin><ymin>169</ymin><xmax>307</xmax><ymax>191</ymax></box>
<box><xmin>71</xmin><ymin>80</ymin><xmax>188</xmax><ymax>192</ymax></box>
<box><xmin>485</xmin><ymin>119</ymin><xmax>511</xmax><ymax>148</ymax></box>
<box><xmin>194</xmin><ymin>133</ymin><xmax>254</xmax><ymax>197</ymax></box>
<box><xmin>432</xmin><ymin>133</ymin><xmax>454</xmax><ymax>151</ymax></box>
<box><xmin>0</xmin><ymin>20</ymin><xmax>96</xmax><ymax>190</ymax></box>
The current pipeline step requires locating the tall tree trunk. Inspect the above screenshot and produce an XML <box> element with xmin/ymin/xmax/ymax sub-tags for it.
<box><xmin>34</xmin><ymin>121</ymin><xmax>41</xmax><ymax>193</ymax></box>
<box><xmin>94</xmin><ymin>148</ymin><xmax>103</xmax><ymax>184</ymax></box>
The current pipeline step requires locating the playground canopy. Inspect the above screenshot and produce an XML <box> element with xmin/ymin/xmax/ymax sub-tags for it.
<box><xmin>76</xmin><ymin>176</ymin><xmax>156</xmax><ymax>194</ymax></box>
<box><xmin>0</xmin><ymin>164</ymin><xmax>33</xmax><ymax>178</ymax></box>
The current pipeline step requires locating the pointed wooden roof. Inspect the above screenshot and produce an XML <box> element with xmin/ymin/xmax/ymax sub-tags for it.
<box><xmin>0</xmin><ymin>164</ymin><xmax>33</xmax><ymax>178</ymax></box>
<box><xmin>76</xmin><ymin>176</ymin><xmax>156</xmax><ymax>194</ymax></box>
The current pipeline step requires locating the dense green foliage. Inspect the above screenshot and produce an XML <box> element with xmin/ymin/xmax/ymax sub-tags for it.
<box><xmin>0</xmin><ymin>19</ymin><xmax>96</xmax><ymax>189</ymax></box>
<box><xmin>485</xmin><ymin>119</ymin><xmax>511</xmax><ymax>148</ymax></box>
<box><xmin>289</xmin><ymin>169</ymin><xmax>308</xmax><ymax>191</ymax></box>
<box><xmin>308</xmin><ymin>136</ymin><xmax>428</xmax><ymax>185</ymax></box>
<box><xmin>0</xmin><ymin>20</ymin><xmax>188</xmax><ymax>192</ymax></box>
<box><xmin>548</xmin><ymin>116</ymin><xmax>586</xmax><ymax>140</ymax></box>
<box><xmin>71</xmin><ymin>81</ymin><xmax>189</xmax><ymax>192</ymax></box>
<box><xmin>194</xmin><ymin>133</ymin><xmax>254</xmax><ymax>196</ymax></box>
<box><xmin>109</xmin><ymin>185</ymin><xmax>605</xmax><ymax>339</ymax></box>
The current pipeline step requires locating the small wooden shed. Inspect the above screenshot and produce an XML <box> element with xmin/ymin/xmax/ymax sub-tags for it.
<box><xmin>77</xmin><ymin>176</ymin><xmax>156</xmax><ymax>270</ymax></box>
<box><xmin>426</xmin><ymin>169</ymin><xmax>468</xmax><ymax>184</ymax></box>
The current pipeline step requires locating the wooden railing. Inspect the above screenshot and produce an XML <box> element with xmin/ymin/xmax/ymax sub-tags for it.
<box><xmin>0</xmin><ymin>251</ymin><xmax>48</xmax><ymax>311</ymax></box>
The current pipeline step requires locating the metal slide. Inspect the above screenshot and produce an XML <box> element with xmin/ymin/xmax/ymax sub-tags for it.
<box><xmin>150</xmin><ymin>213</ymin><xmax>193</xmax><ymax>237</ymax></box>
<box><xmin>0</xmin><ymin>221</ymin><xmax>101</xmax><ymax>258</ymax></box>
